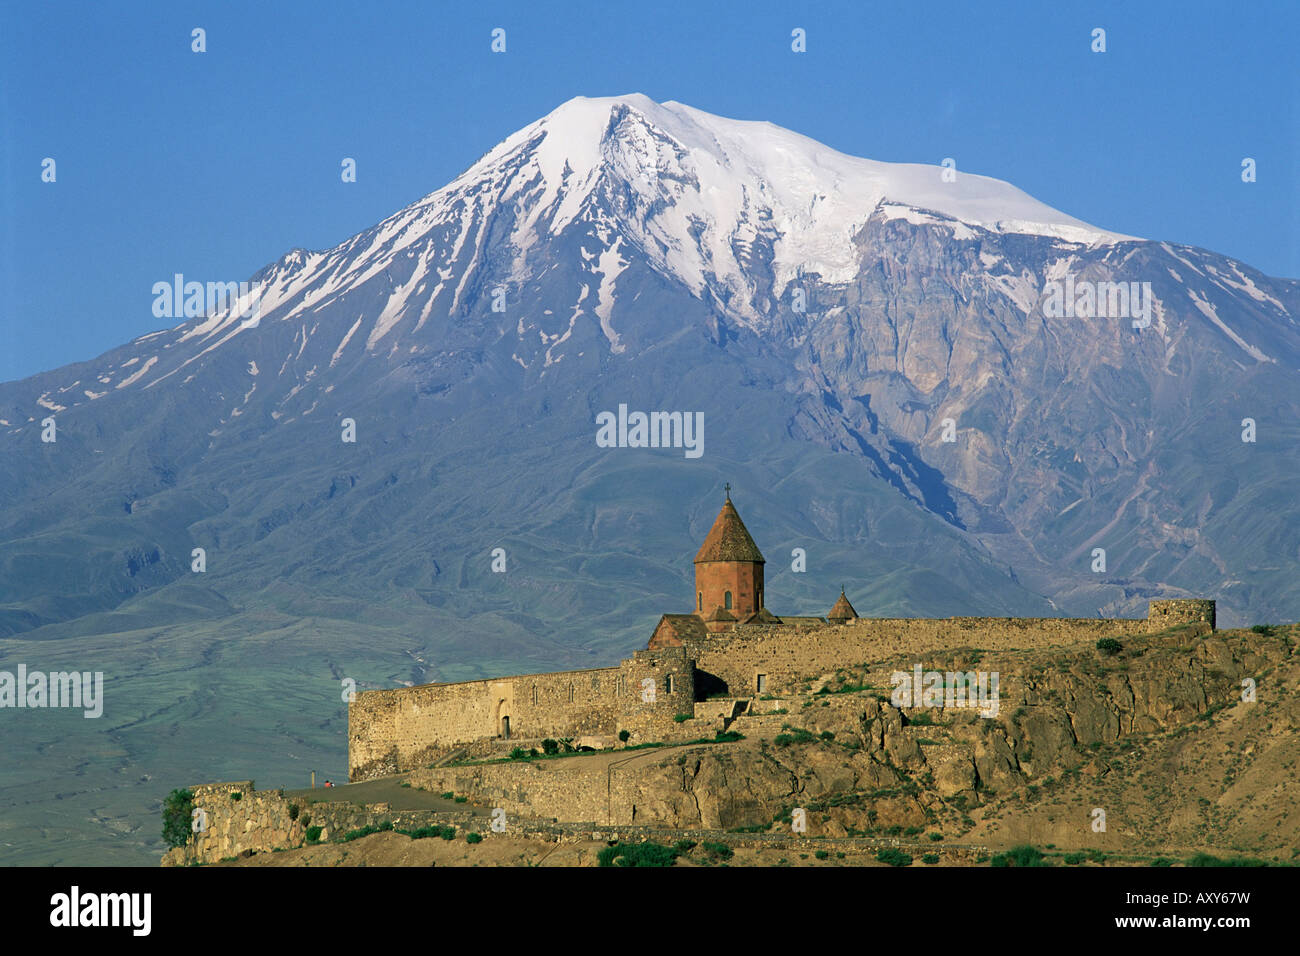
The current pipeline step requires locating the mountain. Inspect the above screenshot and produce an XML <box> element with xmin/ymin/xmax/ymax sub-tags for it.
<box><xmin>4</xmin><ymin>93</ymin><xmax>1296</xmax><ymax>654</ymax></box>
<box><xmin>4</xmin><ymin>92</ymin><xmax>1298</xmax><ymax>864</ymax></box>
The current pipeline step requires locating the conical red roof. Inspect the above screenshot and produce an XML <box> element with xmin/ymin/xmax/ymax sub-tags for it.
<box><xmin>827</xmin><ymin>589</ymin><xmax>858</xmax><ymax>621</ymax></box>
<box><xmin>694</xmin><ymin>495</ymin><xmax>765</xmax><ymax>564</ymax></box>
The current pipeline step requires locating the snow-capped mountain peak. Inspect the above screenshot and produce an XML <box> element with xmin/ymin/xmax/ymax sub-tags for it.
<box><xmin>416</xmin><ymin>94</ymin><xmax>1138</xmax><ymax>300</ymax></box>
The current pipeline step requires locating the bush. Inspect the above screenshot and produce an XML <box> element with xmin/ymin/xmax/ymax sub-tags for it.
<box><xmin>618</xmin><ymin>730</ymin><xmax>631</xmax><ymax>743</ymax></box>
<box><xmin>161</xmin><ymin>788</ymin><xmax>195</xmax><ymax>849</ymax></box>
<box><xmin>288</xmin><ymin>803</ymin><xmax>300</xmax><ymax>821</ymax></box>
<box><xmin>1250</xmin><ymin>624</ymin><xmax>1275</xmax><ymax>636</ymax></box>
<box><xmin>453</xmin><ymin>796</ymin><xmax>468</xmax><ymax>803</ymax></box>
<box><xmin>773</xmin><ymin>734</ymin><xmax>794</xmax><ymax>746</ymax></box>
<box><xmin>673</xmin><ymin>713</ymin><xmax>691</xmax><ymax>723</ymax></box>
<box><xmin>922</xmin><ymin>853</ymin><xmax>940</xmax><ymax>865</ymax></box>
<box><xmin>341</xmin><ymin>822</ymin><xmax>394</xmax><ymax>842</ymax></box>
<box><xmin>928</xmin><ymin>832</ymin><xmax>943</xmax><ymax>841</ymax></box>
<box><xmin>508</xmin><ymin>747</ymin><xmax>528</xmax><ymax>760</ymax></box>
<box><xmin>1151</xmin><ymin>857</ymin><xmax>1173</xmax><ymax>867</ymax></box>
<box><xmin>304</xmin><ymin>826</ymin><xmax>323</xmax><ymax>844</ymax></box>
<box><xmin>597</xmin><ymin>841</ymin><xmax>678</xmax><ymax>867</ymax></box>
<box><xmin>673</xmin><ymin>840</ymin><xmax>697</xmax><ymax>853</ymax></box>
<box><xmin>876</xmin><ymin>848</ymin><xmax>912</xmax><ymax>867</ymax></box>
<box><xmin>466</xmin><ymin>832</ymin><xmax>482</xmax><ymax>844</ymax></box>
<box><xmin>701</xmin><ymin>841</ymin><xmax>734</xmax><ymax>861</ymax></box>
<box><xmin>230</xmin><ymin>791</ymin><xmax>242</xmax><ymax>801</ymax></box>
<box><xmin>814</xmin><ymin>849</ymin><xmax>830</xmax><ymax>860</ymax></box>
<box><xmin>991</xmin><ymin>845</ymin><xmax>1049</xmax><ymax>867</ymax></box>
<box><xmin>440</xmin><ymin>791</ymin><xmax>454</xmax><ymax>799</ymax></box>
<box><xmin>819</xmin><ymin>731</ymin><xmax>835</xmax><ymax>740</ymax></box>
<box><xmin>542</xmin><ymin>738</ymin><xmax>560</xmax><ymax>755</ymax></box>
<box><xmin>401</xmin><ymin>826</ymin><xmax>446</xmax><ymax>840</ymax></box>
<box><xmin>1063</xmin><ymin>852</ymin><xmax>1085</xmax><ymax>865</ymax></box>
<box><xmin>1187</xmin><ymin>853</ymin><xmax>1267</xmax><ymax>867</ymax></box>
<box><xmin>1096</xmin><ymin>637</ymin><xmax>1123</xmax><ymax>656</ymax></box>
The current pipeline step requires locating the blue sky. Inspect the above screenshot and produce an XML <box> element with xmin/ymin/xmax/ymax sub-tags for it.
<box><xmin>2</xmin><ymin>0</ymin><xmax>1296</xmax><ymax>382</ymax></box>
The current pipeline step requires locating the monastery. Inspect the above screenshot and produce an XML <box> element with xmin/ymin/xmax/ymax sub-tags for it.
<box><xmin>348</xmin><ymin>491</ymin><xmax>1216</xmax><ymax>780</ymax></box>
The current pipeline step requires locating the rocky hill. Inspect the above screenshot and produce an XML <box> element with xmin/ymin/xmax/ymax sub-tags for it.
<box><xmin>178</xmin><ymin>622</ymin><xmax>1298</xmax><ymax>866</ymax></box>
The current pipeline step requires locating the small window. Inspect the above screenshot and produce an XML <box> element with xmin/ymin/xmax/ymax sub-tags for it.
<box><xmin>756</xmin><ymin>674</ymin><xmax>767</xmax><ymax>693</ymax></box>
<box><xmin>568</xmin><ymin>682</ymin><xmax>574</xmax><ymax>702</ymax></box>
<box><xmin>724</xmin><ymin>591</ymin><xmax>733</xmax><ymax>610</ymax></box>
<box><xmin>697</xmin><ymin>592</ymin><xmax>702</xmax><ymax>611</ymax></box>
<box><xmin>665</xmin><ymin>675</ymin><xmax>674</xmax><ymax>694</ymax></box>
<box><xmin>532</xmin><ymin>684</ymin><xmax>538</xmax><ymax>704</ymax></box>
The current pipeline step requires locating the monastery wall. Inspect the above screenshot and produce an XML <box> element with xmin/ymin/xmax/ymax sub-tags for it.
<box><xmin>685</xmin><ymin>615</ymin><xmax>1155</xmax><ymax>698</ymax></box>
<box><xmin>348</xmin><ymin>648</ymin><xmax>695</xmax><ymax>780</ymax></box>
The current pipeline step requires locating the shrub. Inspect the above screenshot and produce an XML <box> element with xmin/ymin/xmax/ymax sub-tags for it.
<box><xmin>819</xmin><ymin>731</ymin><xmax>835</xmax><ymax>740</ymax></box>
<box><xmin>341</xmin><ymin>822</ymin><xmax>395</xmax><ymax>842</ymax></box>
<box><xmin>508</xmin><ymin>747</ymin><xmax>528</xmax><ymax>760</ymax></box>
<box><xmin>903</xmin><ymin>826</ymin><xmax>922</xmax><ymax>836</ymax></box>
<box><xmin>1086</xmin><ymin>848</ymin><xmax>1107</xmax><ymax>863</ymax></box>
<box><xmin>618</xmin><ymin>730</ymin><xmax>631</xmax><ymax>743</ymax></box>
<box><xmin>466</xmin><ymin>832</ymin><xmax>482</xmax><ymax>844</ymax></box>
<box><xmin>440</xmin><ymin>791</ymin><xmax>454</xmax><ymax>799</ymax></box>
<box><xmin>1250</xmin><ymin>624</ymin><xmax>1275</xmax><ymax>636</ymax></box>
<box><xmin>305</xmin><ymin>826</ymin><xmax>323</xmax><ymax>844</ymax></box>
<box><xmin>453</xmin><ymin>796</ymin><xmax>468</xmax><ymax>803</ymax></box>
<box><xmin>542</xmin><ymin>738</ymin><xmax>560</xmax><ymax>755</ymax></box>
<box><xmin>161</xmin><ymin>788</ymin><xmax>195</xmax><ymax>849</ymax></box>
<box><xmin>774</xmin><ymin>734</ymin><xmax>794</xmax><ymax>746</ymax></box>
<box><xmin>1187</xmin><ymin>853</ymin><xmax>1267</xmax><ymax>867</ymax></box>
<box><xmin>673</xmin><ymin>713</ymin><xmax>691</xmax><ymax>723</ymax></box>
<box><xmin>991</xmin><ymin>845</ymin><xmax>1049</xmax><ymax>867</ymax></box>
<box><xmin>673</xmin><ymin>840</ymin><xmax>697</xmax><ymax>853</ymax></box>
<box><xmin>1096</xmin><ymin>637</ymin><xmax>1123</xmax><ymax>656</ymax></box>
<box><xmin>701</xmin><ymin>841</ymin><xmax>734</xmax><ymax>861</ymax></box>
<box><xmin>922</xmin><ymin>853</ymin><xmax>940</xmax><ymax>865</ymax></box>
<box><xmin>1150</xmin><ymin>857</ymin><xmax>1173</xmax><ymax>867</ymax></box>
<box><xmin>598</xmin><ymin>841</ymin><xmax>677</xmax><ymax>867</ymax></box>
<box><xmin>230</xmin><ymin>791</ymin><xmax>242</xmax><ymax>801</ymax></box>
<box><xmin>288</xmin><ymin>803</ymin><xmax>300</xmax><ymax>821</ymax></box>
<box><xmin>928</xmin><ymin>832</ymin><xmax>943</xmax><ymax>841</ymax></box>
<box><xmin>401</xmin><ymin>826</ymin><xmax>445</xmax><ymax>840</ymax></box>
<box><xmin>876</xmin><ymin>848</ymin><xmax>912</xmax><ymax>867</ymax></box>
<box><xmin>814</xmin><ymin>849</ymin><xmax>830</xmax><ymax>860</ymax></box>
<box><xmin>1063</xmin><ymin>852</ymin><xmax>1085</xmax><ymax>865</ymax></box>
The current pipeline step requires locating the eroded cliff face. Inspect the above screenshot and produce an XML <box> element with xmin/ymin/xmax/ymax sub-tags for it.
<box><xmin>408</xmin><ymin>625</ymin><xmax>1298</xmax><ymax>856</ymax></box>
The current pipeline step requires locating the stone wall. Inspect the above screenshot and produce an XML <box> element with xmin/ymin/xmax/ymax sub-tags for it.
<box><xmin>348</xmin><ymin>599</ymin><xmax>1217</xmax><ymax>777</ymax></box>
<box><xmin>1148</xmin><ymin>599</ymin><xmax>1216</xmax><ymax>632</ymax></box>
<box><xmin>683</xmin><ymin>614</ymin><xmax>1155</xmax><ymax>698</ymax></box>
<box><xmin>163</xmin><ymin>782</ymin><xmax>483</xmax><ymax>865</ymax></box>
<box><xmin>349</xmin><ymin>650</ymin><xmax>697</xmax><ymax>780</ymax></box>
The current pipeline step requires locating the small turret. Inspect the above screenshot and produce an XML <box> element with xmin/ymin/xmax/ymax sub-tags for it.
<box><xmin>827</xmin><ymin>588</ymin><xmax>858</xmax><ymax>624</ymax></box>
